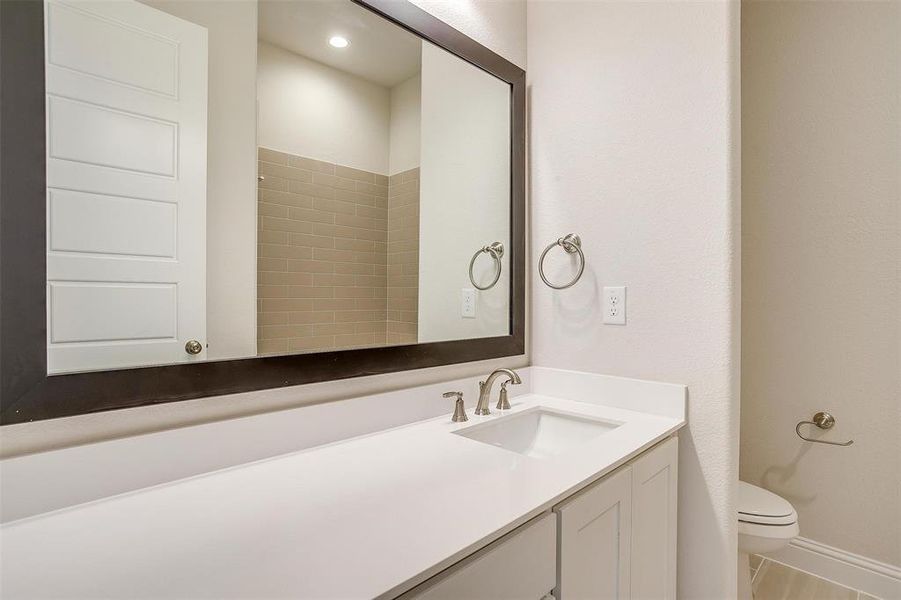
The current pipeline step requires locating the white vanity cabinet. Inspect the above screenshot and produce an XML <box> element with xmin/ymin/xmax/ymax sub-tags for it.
<box><xmin>0</xmin><ymin>372</ymin><xmax>686</xmax><ymax>599</ymax></box>
<box><xmin>400</xmin><ymin>437</ymin><xmax>678</xmax><ymax>600</ymax></box>
<box><xmin>555</xmin><ymin>436</ymin><xmax>678</xmax><ymax>600</ymax></box>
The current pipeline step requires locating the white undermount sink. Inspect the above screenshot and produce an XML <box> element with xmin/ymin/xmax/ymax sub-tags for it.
<box><xmin>453</xmin><ymin>408</ymin><xmax>622</xmax><ymax>459</ymax></box>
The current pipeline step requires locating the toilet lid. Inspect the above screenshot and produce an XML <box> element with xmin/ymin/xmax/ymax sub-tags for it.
<box><xmin>738</xmin><ymin>482</ymin><xmax>798</xmax><ymax>526</ymax></box>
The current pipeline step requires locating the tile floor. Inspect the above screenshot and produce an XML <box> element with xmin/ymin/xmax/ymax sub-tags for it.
<box><xmin>750</xmin><ymin>555</ymin><xmax>882</xmax><ymax>600</ymax></box>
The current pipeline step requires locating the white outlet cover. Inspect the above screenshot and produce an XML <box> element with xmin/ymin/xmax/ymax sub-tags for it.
<box><xmin>603</xmin><ymin>286</ymin><xmax>626</xmax><ymax>325</ymax></box>
<box><xmin>461</xmin><ymin>288</ymin><xmax>476</xmax><ymax>318</ymax></box>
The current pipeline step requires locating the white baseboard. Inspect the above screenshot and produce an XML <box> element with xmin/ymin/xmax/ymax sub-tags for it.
<box><xmin>767</xmin><ymin>536</ymin><xmax>901</xmax><ymax>599</ymax></box>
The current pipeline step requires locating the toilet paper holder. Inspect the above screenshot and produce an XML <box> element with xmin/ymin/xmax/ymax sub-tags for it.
<box><xmin>795</xmin><ymin>411</ymin><xmax>854</xmax><ymax>447</ymax></box>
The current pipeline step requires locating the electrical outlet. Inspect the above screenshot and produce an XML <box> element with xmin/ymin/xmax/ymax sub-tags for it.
<box><xmin>461</xmin><ymin>288</ymin><xmax>476</xmax><ymax>318</ymax></box>
<box><xmin>603</xmin><ymin>286</ymin><xmax>626</xmax><ymax>325</ymax></box>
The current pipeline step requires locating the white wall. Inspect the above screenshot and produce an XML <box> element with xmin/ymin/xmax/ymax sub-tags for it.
<box><xmin>257</xmin><ymin>41</ymin><xmax>390</xmax><ymax>174</ymax></box>
<box><xmin>741</xmin><ymin>0</ymin><xmax>900</xmax><ymax>567</ymax></box>
<box><xmin>409</xmin><ymin>0</ymin><xmax>526</xmax><ymax>70</ymax></box>
<box><xmin>141</xmin><ymin>0</ymin><xmax>258</xmax><ymax>361</ymax></box>
<box><xmin>418</xmin><ymin>42</ymin><xmax>511</xmax><ymax>342</ymax></box>
<box><xmin>388</xmin><ymin>74</ymin><xmax>421</xmax><ymax>175</ymax></box>
<box><xmin>527</xmin><ymin>2</ymin><xmax>741</xmax><ymax>598</ymax></box>
<box><xmin>0</xmin><ymin>1</ymin><xmax>527</xmax><ymax>459</ymax></box>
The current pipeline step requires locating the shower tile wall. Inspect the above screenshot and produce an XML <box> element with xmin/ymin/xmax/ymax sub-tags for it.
<box><xmin>387</xmin><ymin>168</ymin><xmax>420</xmax><ymax>345</ymax></box>
<box><xmin>256</xmin><ymin>147</ymin><xmax>389</xmax><ymax>355</ymax></box>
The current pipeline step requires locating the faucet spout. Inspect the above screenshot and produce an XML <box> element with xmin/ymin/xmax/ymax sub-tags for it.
<box><xmin>475</xmin><ymin>368</ymin><xmax>522</xmax><ymax>415</ymax></box>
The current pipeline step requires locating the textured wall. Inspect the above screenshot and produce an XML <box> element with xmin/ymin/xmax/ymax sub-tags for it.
<box><xmin>527</xmin><ymin>2</ymin><xmax>741</xmax><ymax>597</ymax></box>
<box><xmin>741</xmin><ymin>0</ymin><xmax>900</xmax><ymax>566</ymax></box>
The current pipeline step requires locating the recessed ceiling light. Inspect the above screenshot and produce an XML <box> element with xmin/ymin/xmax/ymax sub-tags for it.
<box><xmin>329</xmin><ymin>36</ymin><xmax>349</xmax><ymax>49</ymax></box>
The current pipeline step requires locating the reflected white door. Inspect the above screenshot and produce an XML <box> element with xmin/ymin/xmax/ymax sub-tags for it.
<box><xmin>44</xmin><ymin>0</ymin><xmax>208</xmax><ymax>373</ymax></box>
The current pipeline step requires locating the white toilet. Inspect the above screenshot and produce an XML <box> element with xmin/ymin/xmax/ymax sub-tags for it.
<box><xmin>737</xmin><ymin>481</ymin><xmax>799</xmax><ymax>599</ymax></box>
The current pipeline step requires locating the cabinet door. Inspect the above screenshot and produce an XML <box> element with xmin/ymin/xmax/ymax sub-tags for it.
<box><xmin>555</xmin><ymin>467</ymin><xmax>632</xmax><ymax>600</ymax></box>
<box><xmin>401</xmin><ymin>512</ymin><xmax>556</xmax><ymax>600</ymax></box>
<box><xmin>631</xmin><ymin>437</ymin><xmax>678</xmax><ymax>600</ymax></box>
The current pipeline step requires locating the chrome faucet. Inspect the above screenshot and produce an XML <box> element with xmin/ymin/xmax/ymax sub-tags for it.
<box><xmin>475</xmin><ymin>368</ymin><xmax>522</xmax><ymax>415</ymax></box>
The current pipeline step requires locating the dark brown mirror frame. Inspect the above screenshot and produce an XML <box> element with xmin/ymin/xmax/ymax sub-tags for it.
<box><xmin>0</xmin><ymin>0</ymin><xmax>525</xmax><ymax>425</ymax></box>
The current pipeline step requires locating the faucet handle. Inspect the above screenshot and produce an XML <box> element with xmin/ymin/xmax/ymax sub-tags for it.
<box><xmin>496</xmin><ymin>381</ymin><xmax>512</xmax><ymax>410</ymax></box>
<box><xmin>443</xmin><ymin>391</ymin><xmax>468</xmax><ymax>422</ymax></box>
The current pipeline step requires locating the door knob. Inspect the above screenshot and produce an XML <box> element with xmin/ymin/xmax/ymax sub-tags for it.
<box><xmin>185</xmin><ymin>339</ymin><xmax>203</xmax><ymax>355</ymax></box>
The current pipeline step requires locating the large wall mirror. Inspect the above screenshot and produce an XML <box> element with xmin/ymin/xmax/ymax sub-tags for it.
<box><xmin>0</xmin><ymin>0</ymin><xmax>525</xmax><ymax>424</ymax></box>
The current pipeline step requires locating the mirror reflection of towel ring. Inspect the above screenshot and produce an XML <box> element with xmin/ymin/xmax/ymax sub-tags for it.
<box><xmin>469</xmin><ymin>242</ymin><xmax>504</xmax><ymax>290</ymax></box>
<box><xmin>538</xmin><ymin>233</ymin><xmax>585</xmax><ymax>289</ymax></box>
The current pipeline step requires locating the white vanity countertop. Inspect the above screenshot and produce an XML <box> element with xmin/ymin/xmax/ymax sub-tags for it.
<box><xmin>1</xmin><ymin>382</ymin><xmax>685</xmax><ymax>599</ymax></box>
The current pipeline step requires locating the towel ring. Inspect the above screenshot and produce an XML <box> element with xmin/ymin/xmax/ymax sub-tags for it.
<box><xmin>539</xmin><ymin>233</ymin><xmax>585</xmax><ymax>289</ymax></box>
<box><xmin>469</xmin><ymin>242</ymin><xmax>504</xmax><ymax>290</ymax></box>
<box><xmin>795</xmin><ymin>411</ymin><xmax>853</xmax><ymax>447</ymax></box>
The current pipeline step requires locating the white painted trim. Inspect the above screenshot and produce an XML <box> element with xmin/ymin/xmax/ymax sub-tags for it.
<box><xmin>767</xmin><ymin>536</ymin><xmax>901</xmax><ymax>599</ymax></box>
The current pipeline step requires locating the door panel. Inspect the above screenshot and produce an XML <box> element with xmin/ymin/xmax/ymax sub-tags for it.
<box><xmin>49</xmin><ymin>189</ymin><xmax>177</xmax><ymax>257</ymax></box>
<box><xmin>49</xmin><ymin>282</ymin><xmax>176</xmax><ymax>343</ymax></box>
<box><xmin>48</xmin><ymin>95</ymin><xmax>177</xmax><ymax>176</ymax></box>
<box><xmin>46</xmin><ymin>0</ymin><xmax>179</xmax><ymax>97</ymax></box>
<box><xmin>44</xmin><ymin>0</ymin><xmax>208</xmax><ymax>373</ymax></box>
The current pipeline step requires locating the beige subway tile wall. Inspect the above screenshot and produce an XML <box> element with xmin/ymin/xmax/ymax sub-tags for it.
<box><xmin>256</xmin><ymin>147</ymin><xmax>390</xmax><ymax>355</ymax></box>
<box><xmin>387</xmin><ymin>168</ymin><xmax>420</xmax><ymax>345</ymax></box>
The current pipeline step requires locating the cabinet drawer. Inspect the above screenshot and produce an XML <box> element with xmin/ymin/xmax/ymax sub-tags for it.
<box><xmin>400</xmin><ymin>512</ymin><xmax>556</xmax><ymax>600</ymax></box>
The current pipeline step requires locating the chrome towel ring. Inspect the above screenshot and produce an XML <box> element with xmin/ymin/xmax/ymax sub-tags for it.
<box><xmin>539</xmin><ymin>233</ymin><xmax>585</xmax><ymax>289</ymax></box>
<box><xmin>795</xmin><ymin>411</ymin><xmax>854</xmax><ymax>447</ymax></box>
<box><xmin>469</xmin><ymin>242</ymin><xmax>504</xmax><ymax>290</ymax></box>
